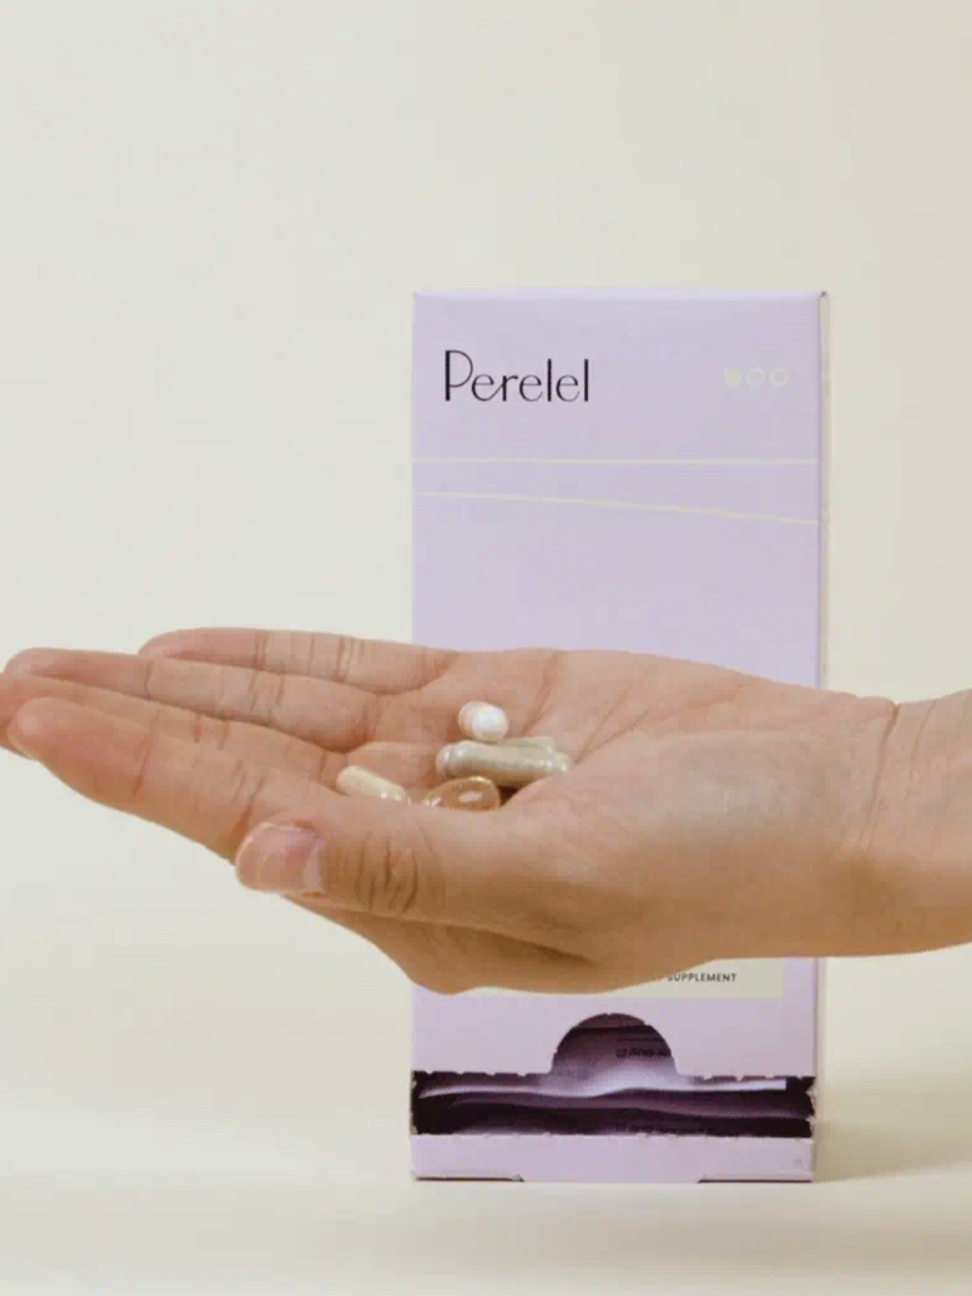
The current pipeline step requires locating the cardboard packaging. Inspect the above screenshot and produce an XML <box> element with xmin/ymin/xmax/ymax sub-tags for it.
<box><xmin>411</xmin><ymin>289</ymin><xmax>826</xmax><ymax>1183</ymax></box>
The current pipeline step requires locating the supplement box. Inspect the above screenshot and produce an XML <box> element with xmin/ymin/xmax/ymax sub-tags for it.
<box><xmin>410</xmin><ymin>288</ymin><xmax>826</xmax><ymax>1183</ymax></box>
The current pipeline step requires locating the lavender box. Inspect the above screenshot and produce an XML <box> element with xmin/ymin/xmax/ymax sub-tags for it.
<box><xmin>410</xmin><ymin>289</ymin><xmax>826</xmax><ymax>1183</ymax></box>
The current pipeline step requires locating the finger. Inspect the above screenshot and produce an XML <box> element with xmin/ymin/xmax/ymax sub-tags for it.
<box><xmin>0</xmin><ymin>674</ymin><xmax>439</xmax><ymax>790</ymax></box>
<box><xmin>9</xmin><ymin>699</ymin><xmax>564</xmax><ymax>946</ymax></box>
<box><xmin>0</xmin><ymin>672</ymin><xmax>336</xmax><ymax>778</ymax></box>
<box><xmin>3</xmin><ymin>650</ymin><xmax>380</xmax><ymax>752</ymax></box>
<box><xmin>150</xmin><ymin>637</ymin><xmax>583</xmax><ymax>752</ymax></box>
<box><xmin>8</xmin><ymin>698</ymin><xmax>330</xmax><ymax>859</ymax></box>
<box><xmin>232</xmin><ymin>795</ymin><xmax>579</xmax><ymax>949</ymax></box>
<box><xmin>288</xmin><ymin>901</ymin><xmax>590</xmax><ymax>994</ymax></box>
<box><xmin>138</xmin><ymin>628</ymin><xmax>457</xmax><ymax>694</ymax></box>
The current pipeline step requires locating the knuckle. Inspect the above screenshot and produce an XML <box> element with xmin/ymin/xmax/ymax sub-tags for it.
<box><xmin>211</xmin><ymin>715</ymin><xmax>234</xmax><ymax>752</ymax></box>
<box><xmin>312</xmin><ymin>740</ymin><xmax>333</xmax><ymax>786</ymax></box>
<box><xmin>189</xmin><ymin>709</ymin><xmax>209</xmax><ymax>746</ymax></box>
<box><xmin>352</xmin><ymin>829</ymin><xmax>424</xmax><ymax>918</ymax></box>
<box><xmin>253</xmin><ymin>629</ymin><xmax>272</xmax><ymax>674</ymax></box>
<box><xmin>188</xmin><ymin>708</ymin><xmax>231</xmax><ymax>751</ymax></box>
<box><xmin>126</xmin><ymin>728</ymin><xmax>157</xmax><ymax>806</ymax></box>
<box><xmin>142</xmin><ymin>655</ymin><xmax>164</xmax><ymax>704</ymax></box>
<box><xmin>224</xmin><ymin>764</ymin><xmax>274</xmax><ymax>852</ymax></box>
<box><xmin>243</xmin><ymin>667</ymin><xmax>289</xmax><ymax>724</ymax></box>
<box><xmin>333</xmin><ymin>635</ymin><xmax>365</xmax><ymax>686</ymax></box>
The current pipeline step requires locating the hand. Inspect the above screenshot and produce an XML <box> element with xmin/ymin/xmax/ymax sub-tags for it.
<box><xmin>0</xmin><ymin>629</ymin><xmax>962</xmax><ymax>993</ymax></box>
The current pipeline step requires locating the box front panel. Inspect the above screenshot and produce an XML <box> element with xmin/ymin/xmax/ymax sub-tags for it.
<box><xmin>412</xmin><ymin>291</ymin><xmax>822</xmax><ymax>1081</ymax></box>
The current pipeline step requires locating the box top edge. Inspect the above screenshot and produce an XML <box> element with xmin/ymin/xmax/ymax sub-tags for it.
<box><xmin>414</xmin><ymin>288</ymin><xmax>826</xmax><ymax>302</ymax></box>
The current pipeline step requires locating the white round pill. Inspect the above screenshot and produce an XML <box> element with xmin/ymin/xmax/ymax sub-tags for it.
<box><xmin>458</xmin><ymin>701</ymin><xmax>510</xmax><ymax>744</ymax></box>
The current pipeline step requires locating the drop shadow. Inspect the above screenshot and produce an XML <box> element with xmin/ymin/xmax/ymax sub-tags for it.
<box><xmin>819</xmin><ymin>1071</ymin><xmax>972</xmax><ymax>1181</ymax></box>
<box><xmin>4</xmin><ymin>1073</ymin><xmax>972</xmax><ymax>1286</ymax></box>
<box><xmin>2</xmin><ymin>1156</ymin><xmax>972</xmax><ymax>1288</ymax></box>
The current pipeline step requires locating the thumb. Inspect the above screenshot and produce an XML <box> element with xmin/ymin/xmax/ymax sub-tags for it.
<box><xmin>233</xmin><ymin>792</ymin><xmax>561</xmax><ymax>943</ymax></box>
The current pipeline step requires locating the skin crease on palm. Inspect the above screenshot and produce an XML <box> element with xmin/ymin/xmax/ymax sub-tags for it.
<box><xmin>0</xmin><ymin>627</ymin><xmax>970</xmax><ymax>995</ymax></box>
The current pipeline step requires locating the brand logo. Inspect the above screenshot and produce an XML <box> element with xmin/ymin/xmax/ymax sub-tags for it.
<box><xmin>445</xmin><ymin>350</ymin><xmax>591</xmax><ymax>403</ymax></box>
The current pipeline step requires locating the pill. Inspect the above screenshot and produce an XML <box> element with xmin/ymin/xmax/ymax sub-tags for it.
<box><xmin>500</xmin><ymin>735</ymin><xmax>558</xmax><ymax>751</ymax></box>
<box><xmin>336</xmin><ymin>765</ymin><xmax>410</xmax><ymax>802</ymax></box>
<box><xmin>458</xmin><ymin>701</ymin><xmax>510</xmax><ymax>743</ymax></box>
<box><xmin>421</xmin><ymin>776</ymin><xmax>501</xmax><ymax>811</ymax></box>
<box><xmin>436</xmin><ymin>740</ymin><xmax>573</xmax><ymax>789</ymax></box>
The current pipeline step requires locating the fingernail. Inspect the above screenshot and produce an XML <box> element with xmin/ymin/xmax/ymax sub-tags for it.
<box><xmin>5</xmin><ymin>650</ymin><xmax>58</xmax><ymax>677</ymax></box>
<box><xmin>235</xmin><ymin>824</ymin><xmax>325</xmax><ymax>894</ymax></box>
<box><xmin>7</xmin><ymin>730</ymin><xmax>33</xmax><ymax>756</ymax></box>
<box><xmin>139</xmin><ymin>635</ymin><xmax>190</xmax><ymax>657</ymax></box>
<box><xmin>7</xmin><ymin>707</ymin><xmax>43</xmax><ymax>760</ymax></box>
<box><xmin>6</xmin><ymin>728</ymin><xmax>36</xmax><ymax>760</ymax></box>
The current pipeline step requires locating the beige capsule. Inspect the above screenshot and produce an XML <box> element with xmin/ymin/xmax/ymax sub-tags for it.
<box><xmin>436</xmin><ymin>740</ymin><xmax>573</xmax><ymax>789</ymax></box>
<box><xmin>500</xmin><ymin>735</ymin><xmax>558</xmax><ymax>751</ymax></box>
<box><xmin>336</xmin><ymin>765</ymin><xmax>410</xmax><ymax>802</ymax></box>
<box><xmin>421</xmin><ymin>776</ymin><xmax>501</xmax><ymax>811</ymax></box>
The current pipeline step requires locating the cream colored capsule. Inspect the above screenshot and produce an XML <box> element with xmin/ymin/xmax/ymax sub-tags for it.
<box><xmin>436</xmin><ymin>740</ymin><xmax>573</xmax><ymax>789</ymax></box>
<box><xmin>421</xmin><ymin>776</ymin><xmax>501</xmax><ymax>811</ymax></box>
<box><xmin>458</xmin><ymin>701</ymin><xmax>510</xmax><ymax>744</ymax></box>
<box><xmin>501</xmin><ymin>736</ymin><xmax>558</xmax><ymax>751</ymax></box>
<box><xmin>336</xmin><ymin>765</ymin><xmax>410</xmax><ymax>802</ymax></box>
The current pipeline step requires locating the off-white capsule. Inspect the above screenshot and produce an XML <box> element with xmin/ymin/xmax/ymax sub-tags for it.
<box><xmin>421</xmin><ymin>776</ymin><xmax>501</xmax><ymax>811</ymax></box>
<box><xmin>336</xmin><ymin>765</ymin><xmax>410</xmax><ymax>802</ymax></box>
<box><xmin>436</xmin><ymin>740</ymin><xmax>573</xmax><ymax>789</ymax></box>
<box><xmin>458</xmin><ymin>701</ymin><xmax>510</xmax><ymax>744</ymax></box>
<box><xmin>500</xmin><ymin>735</ymin><xmax>558</xmax><ymax>751</ymax></box>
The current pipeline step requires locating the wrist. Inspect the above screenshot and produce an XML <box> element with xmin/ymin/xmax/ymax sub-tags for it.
<box><xmin>836</xmin><ymin>696</ymin><xmax>972</xmax><ymax>955</ymax></box>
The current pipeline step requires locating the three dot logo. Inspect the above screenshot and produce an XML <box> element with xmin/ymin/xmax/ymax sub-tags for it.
<box><xmin>724</xmin><ymin>367</ymin><xmax>790</xmax><ymax>389</ymax></box>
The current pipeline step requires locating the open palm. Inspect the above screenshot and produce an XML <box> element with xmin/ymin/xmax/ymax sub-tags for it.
<box><xmin>0</xmin><ymin>627</ymin><xmax>900</xmax><ymax>991</ymax></box>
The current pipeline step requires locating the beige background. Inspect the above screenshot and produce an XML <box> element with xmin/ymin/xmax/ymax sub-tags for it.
<box><xmin>2</xmin><ymin>2</ymin><xmax>971</xmax><ymax>1292</ymax></box>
